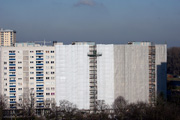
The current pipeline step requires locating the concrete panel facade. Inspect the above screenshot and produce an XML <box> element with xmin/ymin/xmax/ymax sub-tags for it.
<box><xmin>114</xmin><ymin>45</ymin><xmax>149</xmax><ymax>103</ymax></box>
<box><xmin>55</xmin><ymin>45</ymin><xmax>90</xmax><ymax>109</ymax></box>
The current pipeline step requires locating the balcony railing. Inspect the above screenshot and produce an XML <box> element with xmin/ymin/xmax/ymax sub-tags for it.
<box><xmin>36</xmin><ymin>69</ymin><xmax>43</xmax><ymax>71</ymax></box>
<box><xmin>36</xmin><ymin>90</ymin><xmax>44</xmax><ymax>92</ymax></box>
<box><xmin>9</xmin><ymin>80</ymin><xmax>16</xmax><ymax>82</ymax></box>
<box><xmin>36</xmin><ymin>53</ymin><xmax>43</xmax><ymax>55</ymax></box>
<box><xmin>36</xmin><ymin>79</ymin><xmax>43</xmax><ymax>81</ymax></box>
<box><xmin>10</xmin><ymin>96</ymin><xmax>16</xmax><ymax>98</ymax></box>
<box><xmin>36</xmin><ymin>95</ymin><xmax>44</xmax><ymax>97</ymax></box>
<box><xmin>36</xmin><ymin>58</ymin><xmax>43</xmax><ymax>60</ymax></box>
<box><xmin>36</xmin><ymin>74</ymin><xmax>43</xmax><ymax>76</ymax></box>
<box><xmin>9</xmin><ymin>58</ymin><xmax>15</xmax><ymax>61</ymax></box>
<box><xmin>36</xmin><ymin>100</ymin><xmax>44</xmax><ymax>103</ymax></box>
<box><xmin>9</xmin><ymin>64</ymin><xmax>15</xmax><ymax>66</ymax></box>
<box><xmin>36</xmin><ymin>64</ymin><xmax>43</xmax><ymax>66</ymax></box>
<box><xmin>9</xmin><ymin>75</ymin><xmax>16</xmax><ymax>77</ymax></box>
<box><xmin>10</xmin><ymin>85</ymin><xmax>16</xmax><ymax>87</ymax></box>
<box><xmin>9</xmin><ymin>53</ymin><xmax>15</xmax><ymax>55</ymax></box>
<box><xmin>10</xmin><ymin>91</ymin><xmax>16</xmax><ymax>93</ymax></box>
<box><xmin>10</xmin><ymin>101</ymin><xmax>16</xmax><ymax>103</ymax></box>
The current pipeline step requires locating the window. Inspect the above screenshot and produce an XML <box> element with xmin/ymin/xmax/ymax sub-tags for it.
<box><xmin>4</xmin><ymin>89</ymin><xmax>7</xmax><ymax>91</ymax></box>
<box><xmin>30</xmin><ymin>51</ymin><xmax>34</xmax><ymax>53</ymax></box>
<box><xmin>18</xmin><ymin>67</ymin><xmax>22</xmax><ymax>69</ymax></box>
<box><xmin>51</xmin><ymin>77</ymin><xmax>54</xmax><ymax>80</ymax></box>
<box><xmin>51</xmin><ymin>51</ymin><xmax>54</xmax><ymax>53</ymax></box>
<box><xmin>18</xmin><ymin>88</ymin><xmax>22</xmax><ymax>90</ymax></box>
<box><xmin>30</xmin><ymin>61</ymin><xmax>34</xmax><ymax>63</ymax></box>
<box><xmin>51</xmin><ymin>93</ymin><xmax>55</xmax><ymax>95</ymax></box>
<box><xmin>46</xmin><ymin>61</ymin><xmax>49</xmax><ymax>64</ymax></box>
<box><xmin>51</xmin><ymin>61</ymin><xmax>54</xmax><ymax>64</ymax></box>
<box><xmin>4</xmin><ymin>78</ymin><xmax>7</xmax><ymax>81</ymax></box>
<box><xmin>18</xmin><ymin>83</ymin><xmax>22</xmax><ymax>85</ymax></box>
<box><xmin>46</xmin><ymin>77</ymin><xmax>50</xmax><ymax>80</ymax></box>
<box><xmin>18</xmin><ymin>61</ymin><xmax>22</xmax><ymax>64</ymax></box>
<box><xmin>30</xmin><ymin>77</ymin><xmax>34</xmax><ymax>80</ymax></box>
<box><xmin>4</xmin><ymin>72</ymin><xmax>7</xmax><ymax>75</ymax></box>
<box><xmin>31</xmin><ymin>88</ymin><xmax>34</xmax><ymax>90</ymax></box>
<box><xmin>51</xmin><ymin>87</ymin><xmax>55</xmax><ymax>90</ymax></box>
<box><xmin>46</xmin><ymin>93</ymin><xmax>50</xmax><ymax>95</ymax></box>
<box><xmin>4</xmin><ymin>67</ymin><xmax>7</xmax><ymax>70</ymax></box>
<box><xmin>46</xmin><ymin>72</ymin><xmax>50</xmax><ymax>75</ymax></box>
<box><xmin>46</xmin><ymin>51</ymin><xmax>49</xmax><ymax>53</ymax></box>
<box><xmin>4</xmin><ymin>62</ymin><xmax>7</xmax><ymax>64</ymax></box>
<box><xmin>18</xmin><ymin>78</ymin><xmax>22</xmax><ymax>80</ymax></box>
<box><xmin>46</xmin><ymin>56</ymin><xmax>49</xmax><ymax>59</ymax></box>
<box><xmin>51</xmin><ymin>66</ymin><xmax>54</xmax><ymax>69</ymax></box>
<box><xmin>46</xmin><ymin>88</ymin><xmax>50</xmax><ymax>90</ymax></box>
<box><xmin>51</xmin><ymin>56</ymin><xmax>54</xmax><ymax>58</ymax></box>
<box><xmin>30</xmin><ymin>67</ymin><xmax>34</xmax><ymax>69</ymax></box>
<box><xmin>30</xmin><ymin>72</ymin><xmax>34</xmax><ymax>74</ymax></box>
<box><xmin>30</xmin><ymin>56</ymin><xmax>34</xmax><ymax>58</ymax></box>
<box><xmin>51</xmin><ymin>72</ymin><xmax>55</xmax><ymax>74</ymax></box>
<box><xmin>10</xmin><ymin>88</ymin><xmax>15</xmax><ymax>91</ymax></box>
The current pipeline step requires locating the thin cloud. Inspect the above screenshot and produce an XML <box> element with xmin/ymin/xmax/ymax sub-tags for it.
<box><xmin>74</xmin><ymin>0</ymin><xmax>97</xmax><ymax>7</ymax></box>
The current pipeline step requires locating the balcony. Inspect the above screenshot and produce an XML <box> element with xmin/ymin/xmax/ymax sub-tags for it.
<box><xmin>36</xmin><ymin>79</ymin><xmax>43</xmax><ymax>81</ymax></box>
<box><xmin>36</xmin><ymin>106</ymin><xmax>44</xmax><ymax>108</ymax></box>
<box><xmin>36</xmin><ymin>74</ymin><xmax>43</xmax><ymax>76</ymax></box>
<box><xmin>9</xmin><ymin>80</ymin><xmax>16</xmax><ymax>82</ymax></box>
<box><xmin>9</xmin><ymin>53</ymin><xmax>15</xmax><ymax>55</ymax></box>
<box><xmin>10</xmin><ymin>106</ymin><xmax>16</xmax><ymax>109</ymax></box>
<box><xmin>36</xmin><ymin>64</ymin><xmax>43</xmax><ymax>66</ymax></box>
<box><xmin>9</xmin><ymin>75</ymin><xmax>16</xmax><ymax>77</ymax></box>
<box><xmin>10</xmin><ymin>96</ymin><xmax>16</xmax><ymax>98</ymax></box>
<box><xmin>36</xmin><ymin>100</ymin><xmax>44</xmax><ymax>103</ymax></box>
<box><xmin>36</xmin><ymin>95</ymin><xmax>44</xmax><ymax>97</ymax></box>
<box><xmin>36</xmin><ymin>58</ymin><xmax>43</xmax><ymax>60</ymax></box>
<box><xmin>10</xmin><ymin>85</ymin><xmax>16</xmax><ymax>87</ymax></box>
<box><xmin>36</xmin><ymin>69</ymin><xmax>43</xmax><ymax>71</ymax></box>
<box><xmin>36</xmin><ymin>53</ymin><xmax>43</xmax><ymax>55</ymax></box>
<box><xmin>9</xmin><ymin>64</ymin><xmax>15</xmax><ymax>66</ymax></box>
<box><xmin>10</xmin><ymin>91</ymin><xmax>16</xmax><ymax>93</ymax></box>
<box><xmin>10</xmin><ymin>101</ymin><xmax>16</xmax><ymax>103</ymax></box>
<box><xmin>36</xmin><ymin>90</ymin><xmax>44</xmax><ymax>92</ymax></box>
<box><xmin>9</xmin><ymin>69</ymin><xmax>16</xmax><ymax>71</ymax></box>
<box><xmin>9</xmin><ymin>58</ymin><xmax>16</xmax><ymax>61</ymax></box>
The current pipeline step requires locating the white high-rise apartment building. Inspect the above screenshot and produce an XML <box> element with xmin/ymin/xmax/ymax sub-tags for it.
<box><xmin>0</xmin><ymin>43</ymin><xmax>56</xmax><ymax>108</ymax></box>
<box><xmin>0</xmin><ymin>41</ymin><xmax>166</xmax><ymax>111</ymax></box>
<box><xmin>0</xmin><ymin>28</ymin><xmax>16</xmax><ymax>46</ymax></box>
<box><xmin>55</xmin><ymin>42</ymin><xmax>167</xmax><ymax>110</ymax></box>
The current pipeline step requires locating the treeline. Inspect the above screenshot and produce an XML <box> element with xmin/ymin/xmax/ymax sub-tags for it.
<box><xmin>167</xmin><ymin>47</ymin><xmax>180</xmax><ymax>76</ymax></box>
<box><xmin>1</xmin><ymin>95</ymin><xmax>180</xmax><ymax>120</ymax></box>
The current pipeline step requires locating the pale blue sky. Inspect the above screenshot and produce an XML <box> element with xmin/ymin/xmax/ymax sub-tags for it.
<box><xmin>0</xmin><ymin>0</ymin><xmax>180</xmax><ymax>47</ymax></box>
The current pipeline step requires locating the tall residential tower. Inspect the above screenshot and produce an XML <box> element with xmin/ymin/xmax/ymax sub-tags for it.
<box><xmin>0</xmin><ymin>28</ymin><xmax>16</xmax><ymax>46</ymax></box>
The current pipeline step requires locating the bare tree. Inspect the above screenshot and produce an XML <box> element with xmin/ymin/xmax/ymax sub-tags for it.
<box><xmin>0</xmin><ymin>95</ymin><xmax>6</xmax><ymax>119</ymax></box>
<box><xmin>58</xmin><ymin>100</ymin><xmax>78</xmax><ymax>119</ymax></box>
<box><xmin>113</xmin><ymin>96</ymin><xmax>127</xmax><ymax>119</ymax></box>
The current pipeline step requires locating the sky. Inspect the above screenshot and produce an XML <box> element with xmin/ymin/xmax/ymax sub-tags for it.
<box><xmin>0</xmin><ymin>0</ymin><xmax>180</xmax><ymax>47</ymax></box>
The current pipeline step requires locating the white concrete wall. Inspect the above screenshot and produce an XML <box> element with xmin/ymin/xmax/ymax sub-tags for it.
<box><xmin>114</xmin><ymin>45</ymin><xmax>149</xmax><ymax>103</ymax></box>
<box><xmin>55</xmin><ymin>45</ymin><xmax>90</xmax><ymax>109</ymax></box>
<box><xmin>155</xmin><ymin>45</ymin><xmax>167</xmax><ymax>97</ymax></box>
<box><xmin>97</xmin><ymin>45</ymin><xmax>114</xmax><ymax>106</ymax></box>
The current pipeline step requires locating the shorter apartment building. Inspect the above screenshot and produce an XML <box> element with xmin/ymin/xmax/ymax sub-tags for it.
<box><xmin>0</xmin><ymin>43</ymin><xmax>55</xmax><ymax>109</ymax></box>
